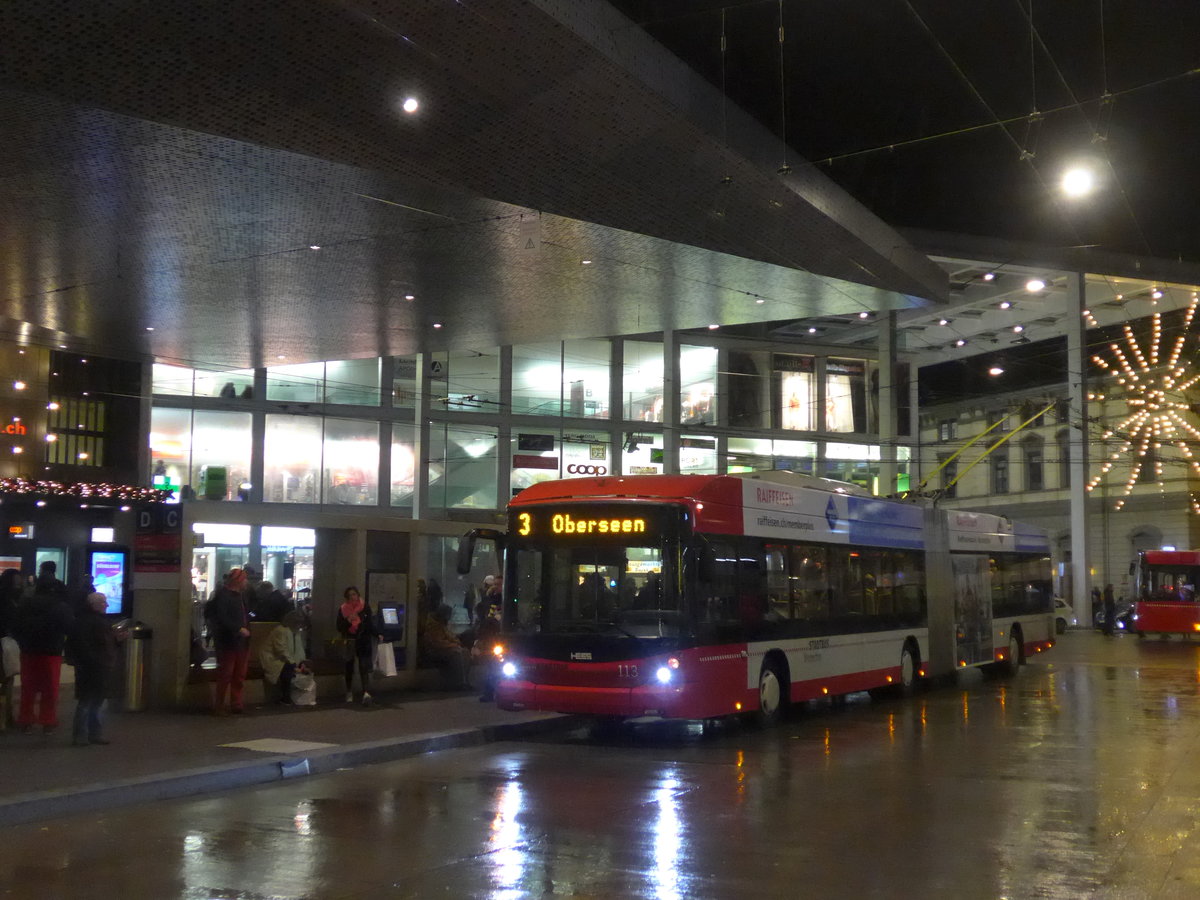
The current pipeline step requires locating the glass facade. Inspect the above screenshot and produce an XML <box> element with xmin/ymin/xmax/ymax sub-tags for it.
<box><xmin>150</xmin><ymin>339</ymin><xmax>901</xmax><ymax>511</ymax></box>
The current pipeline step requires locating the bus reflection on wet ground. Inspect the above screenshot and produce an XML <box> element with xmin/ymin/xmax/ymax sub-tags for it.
<box><xmin>4</xmin><ymin>632</ymin><xmax>1200</xmax><ymax>899</ymax></box>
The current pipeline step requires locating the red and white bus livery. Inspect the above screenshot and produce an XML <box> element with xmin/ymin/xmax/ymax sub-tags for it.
<box><xmin>461</xmin><ymin>472</ymin><xmax>1055</xmax><ymax>723</ymax></box>
<box><xmin>1131</xmin><ymin>550</ymin><xmax>1200</xmax><ymax>636</ymax></box>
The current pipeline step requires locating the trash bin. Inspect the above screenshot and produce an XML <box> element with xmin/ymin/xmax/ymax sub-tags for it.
<box><xmin>124</xmin><ymin>623</ymin><xmax>153</xmax><ymax>711</ymax></box>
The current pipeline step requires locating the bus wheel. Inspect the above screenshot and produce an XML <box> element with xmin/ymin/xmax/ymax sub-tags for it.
<box><xmin>1002</xmin><ymin>631</ymin><xmax>1022</xmax><ymax>677</ymax></box>
<box><xmin>899</xmin><ymin>644</ymin><xmax>919</xmax><ymax>695</ymax></box>
<box><xmin>756</xmin><ymin>660</ymin><xmax>788</xmax><ymax>725</ymax></box>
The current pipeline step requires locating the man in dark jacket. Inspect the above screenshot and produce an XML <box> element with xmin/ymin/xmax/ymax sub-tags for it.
<box><xmin>68</xmin><ymin>592</ymin><xmax>118</xmax><ymax>746</ymax></box>
<box><xmin>11</xmin><ymin>562</ymin><xmax>74</xmax><ymax>733</ymax></box>
<box><xmin>210</xmin><ymin>568</ymin><xmax>251</xmax><ymax>715</ymax></box>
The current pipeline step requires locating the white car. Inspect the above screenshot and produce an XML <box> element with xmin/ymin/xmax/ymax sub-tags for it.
<box><xmin>1053</xmin><ymin>597</ymin><xmax>1076</xmax><ymax>634</ymax></box>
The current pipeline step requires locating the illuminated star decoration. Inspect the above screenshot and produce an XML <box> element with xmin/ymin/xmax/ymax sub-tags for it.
<box><xmin>1086</xmin><ymin>295</ymin><xmax>1200</xmax><ymax>512</ymax></box>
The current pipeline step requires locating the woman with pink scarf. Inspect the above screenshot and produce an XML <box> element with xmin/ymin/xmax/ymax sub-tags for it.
<box><xmin>335</xmin><ymin>586</ymin><xmax>378</xmax><ymax>704</ymax></box>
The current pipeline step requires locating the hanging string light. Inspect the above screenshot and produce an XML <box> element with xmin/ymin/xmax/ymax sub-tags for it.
<box><xmin>1087</xmin><ymin>294</ymin><xmax>1200</xmax><ymax>511</ymax></box>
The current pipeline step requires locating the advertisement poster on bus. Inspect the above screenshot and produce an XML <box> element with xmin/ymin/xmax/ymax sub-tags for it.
<box><xmin>952</xmin><ymin>554</ymin><xmax>992</xmax><ymax>665</ymax></box>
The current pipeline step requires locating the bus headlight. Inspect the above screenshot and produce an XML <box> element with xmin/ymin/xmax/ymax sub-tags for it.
<box><xmin>501</xmin><ymin>661</ymin><xmax>518</xmax><ymax>678</ymax></box>
<box><xmin>655</xmin><ymin>666</ymin><xmax>672</xmax><ymax>684</ymax></box>
<box><xmin>492</xmin><ymin>643</ymin><xmax>505</xmax><ymax>658</ymax></box>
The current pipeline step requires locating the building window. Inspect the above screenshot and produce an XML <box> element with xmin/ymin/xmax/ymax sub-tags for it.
<box><xmin>775</xmin><ymin>354</ymin><xmax>816</xmax><ymax>431</ymax></box>
<box><xmin>1024</xmin><ymin>442</ymin><xmax>1044</xmax><ymax>491</ymax></box>
<box><xmin>938</xmin><ymin>419</ymin><xmax>957</xmax><ymax>442</ymax></box>
<box><xmin>826</xmin><ymin>358</ymin><xmax>867</xmax><ymax>433</ymax></box>
<box><xmin>46</xmin><ymin>398</ymin><xmax>105</xmax><ymax>467</ymax></box>
<box><xmin>992</xmin><ymin>452</ymin><xmax>1009</xmax><ymax>494</ymax></box>
<box><xmin>623</xmin><ymin>341</ymin><xmax>664</xmax><ymax>423</ymax></box>
<box><xmin>939</xmin><ymin>455</ymin><xmax>957</xmax><ymax>499</ymax></box>
<box><xmin>1057</xmin><ymin>430</ymin><xmax>1071</xmax><ymax>488</ymax></box>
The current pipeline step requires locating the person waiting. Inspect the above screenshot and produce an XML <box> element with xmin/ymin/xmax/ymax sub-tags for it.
<box><xmin>421</xmin><ymin>604</ymin><xmax>470</xmax><ymax>690</ymax></box>
<box><xmin>260</xmin><ymin>610</ymin><xmax>309</xmax><ymax>704</ymax></box>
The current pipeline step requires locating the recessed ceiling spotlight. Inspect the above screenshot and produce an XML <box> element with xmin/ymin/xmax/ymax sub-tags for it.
<box><xmin>402</xmin><ymin>97</ymin><xmax>419</xmax><ymax>114</ymax></box>
<box><xmin>707</xmin><ymin>324</ymin><xmax>719</xmax><ymax>330</ymax></box>
<box><xmin>146</xmin><ymin>326</ymin><xmax>155</xmax><ymax>332</ymax></box>
<box><xmin>1013</xmin><ymin>325</ymin><xmax>1025</xmax><ymax>333</ymax></box>
<box><xmin>1061</xmin><ymin>166</ymin><xmax>1096</xmax><ymax>198</ymax></box>
<box><xmin>309</xmin><ymin>244</ymin><xmax>321</xmax><ymax>251</ymax></box>
<box><xmin>404</xmin><ymin>294</ymin><xmax>415</xmax><ymax>301</ymax></box>
<box><xmin>1026</xmin><ymin>278</ymin><xmax>1046</xmax><ymax>292</ymax></box>
<box><xmin>858</xmin><ymin>311</ymin><xmax>871</xmax><ymax>319</ymax></box>
<box><xmin>47</xmin><ymin>402</ymin><xmax>58</xmax><ymax>410</ymax></box>
<box><xmin>983</xmin><ymin>272</ymin><xmax>996</xmax><ymax>281</ymax></box>
<box><xmin>277</xmin><ymin>354</ymin><xmax>287</xmax><ymax>360</ymax></box>
<box><xmin>1082</xmin><ymin>309</ymin><xmax>1090</xmax><ymax>317</ymax></box>
<box><xmin>13</xmin><ymin>380</ymin><xmax>26</xmax><ymax>390</ymax></box>
<box><xmin>36</xmin><ymin>500</ymin><xmax>46</xmax><ymax>507</ymax></box>
<box><xmin>581</xmin><ymin>259</ymin><xmax>593</xmax><ymax>265</ymax></box>
<box><xmin>808</xmin><ymin>327</ymin><xmax>818</xmax><ymax>334</ymax></box>
<box><xmin>1115</xmin><ymin>294</ymin><xmax>1124</xmax><ymax>301</ymax></box>
<box><xmin>1151</xmin><ymin>289</ymin><xmax>1164</xmax><ymax>299</ymax></box>
<box><xmin>755</xmin><ymin>298</ymin><xmax>765</xmax><ymax>305</ymax></box>
<box><xmin>998</xmin><ymin>301</ymin><xmax>1012</xmax><ymax>310</ymax></box>
<box><xmin>11</xmin><ymin>446</ymin><xmax>22</xmax><ymax>454</ymax></box>
<box><xmin>988</xmin><ymin>366</ymin><xmax>1004</xmax><ymax>376</ymax></box>
<box><xmin>955</xmin><ymin>339</ymin><xmax>967</xmax><ymax>347</ymax></box>
<box><xmin>939</xmin><ymin>318</ymin><xmax>951</xmax><ymax>326</ymax></box>
<box><xmin>433</xmin><ymin>322</ymin><xmax>443</xmax><ymax>329</ymax></box>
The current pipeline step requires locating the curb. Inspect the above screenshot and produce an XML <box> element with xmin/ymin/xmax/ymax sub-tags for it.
<box><xmin>0</xmin><ymin>714</ymin><xmax>581</xmax><ymax>828</ymax></box>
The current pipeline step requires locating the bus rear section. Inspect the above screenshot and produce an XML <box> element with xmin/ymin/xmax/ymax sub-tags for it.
<box><xmin>1131</xmin><ymin>550</ymin><xmax>1200</xmax><ymax>636</ymax></box>
<box><xmin>943</xmin><ymin>511</ymin><xmax>1056</xmax><ymax>674</ymax></box>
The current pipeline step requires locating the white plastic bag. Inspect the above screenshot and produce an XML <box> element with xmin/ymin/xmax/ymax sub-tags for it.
<box><xmin>0</xmin><ymin>635</ymin><xmax>18</xmax><ymax>680</ymax></box>
<box><xmin>373</xmin><ymin>641</ymin><xmax>397</xmax><ymax>677</ymax></box>
<box><xmin>290</xmin><ymin>672</ymin><xmax>317</xmax><ymax>706</ymax></box>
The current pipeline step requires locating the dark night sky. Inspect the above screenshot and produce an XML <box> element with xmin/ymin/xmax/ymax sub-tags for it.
<box><xmin>608</xmin><ymin>1</ymin><xmax>1200</xmax><ymax>264</ymax></box>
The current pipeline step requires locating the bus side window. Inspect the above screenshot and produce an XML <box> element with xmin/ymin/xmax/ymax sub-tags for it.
<box><xmin>694</xmin><ymin>539</ymin><xmax>740</xmax><ymax>626</ymax></box>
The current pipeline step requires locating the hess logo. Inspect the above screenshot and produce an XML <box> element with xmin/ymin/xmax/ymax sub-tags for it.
<box><xmin>566</xmin><ymin>464</ymin><xmax>607</xmax><ymax>475</ymax></box>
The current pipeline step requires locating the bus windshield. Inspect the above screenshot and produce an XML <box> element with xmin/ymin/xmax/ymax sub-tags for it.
<box><xmin>511</xmin><ymin>541</ymin><xmax>681</xmax><ymax>637</ymax></box>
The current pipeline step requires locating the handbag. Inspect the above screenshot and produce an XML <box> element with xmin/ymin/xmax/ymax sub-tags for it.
<box><xmin>1</xmin><ymin>635</ymin><xmax>19</xmax><ymax>680</ymax></box>
<box><xmin>373</xmin><ymin>641</ymin><xmax>397</xmax><ymax>677</ymax></box>
<box><xmin>289</xmin><ymin>672</ymin><xmax>317</xmax><ymax>706</ymax></box>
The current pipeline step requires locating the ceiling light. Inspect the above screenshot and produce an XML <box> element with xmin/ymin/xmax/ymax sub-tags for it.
<box><xmin>13</xmin><ymin>381</ymin><xmax>25</xmax><ymax>390</ymax></box>
<box><xmin>939</xmin><ymin>318</ymin><xmax>950</xmax><ymax>326</ymax></box>
<box><xmin>59</xmin><ymin>344</ymin><xmax>66</xmax><ymax>349</ymax></box>
<box><xmin>955</xmin><ymin>339</ymin><xmax>967</xmax><ymax>347</ymax></box>
<box><xmin>146</xmin><ymin>326</ymin><xmax>155</xmax><ymax>332</ymax></box>
<box><xmin>808</xmin><ymin>327</ymin><xmax>818</xmax><ymax>334</ymax></box>
<box><xmin>404</xmin><ymin>294</ymin><xmax>415</xmax><ymax>301</ymax></box>
<box><xmin>433</xmin><ymin>323</ymin><xmax>443</xmax><ymax>329</ymax></box>
<box><xmin>707</xmin><ymin>324</ymin><xmax>719</xmax><ymax>330</ymax></box>
<box><xmin>78</xmin><ymin>452</ymin><xmax>89</xmax><ymax>460</ymax></box>
<box><xmin>1151</xmin><ymin>289</ymin><xmax>1163</xmax><ymax>299</ymax></box>
<box><xmin>755</xmin><ymin>298</ymin><xmax>765</xmax><ymax>305</ymax></box>
<box><xmin>402</xmin><ymin>97</ymin><xmax>419</xmax><ymax>114</ymax></box>
<box><xmin>45</xmin><ymin>434</ymin><xmax>56</xmax><ymax>442</ymax></box>
<box><xmin>309</xmin><ymin>244</ymin><xmax>321</xmax><ymax>251</ymax></box>
<box><xmin>858</xmin><ymin>311</ymin><xmax>871</xmax><ymax>319</ymax></box>
<box><xmin>1013</xmin><ymin>325</ymin><xmax>1025</xmax><ymax>333</ymax></box>
<box><xmin>36</xmin><ymin>500</ymin><xmax>46</xmax><ymax>507</ymax></box>
<box><xmin>11</xmin><ymin>446</ymin><xmax>21</xmax><ymax>455</ymax></box>
<box><xmin>581</xmin><ymin>259</ymin><xmax>593</xmax><ymax>265</ymax></box>
<box><xmin>47</xmin><ymin>402</ymin><xmax>58</xmax><ymax>410</ymax></box>
<box><xmin>983</xmin><ymin>272</ymin><xmax>996</xmax><ymax>281</ymax></box>
<box><xmin>989</xmin><ymin>366</ymin><xmax>1004</xmax><ymax>376</ymax></box>
<box><xmin>277</xmin><ymin>355</ymin><xmax>287</xmax><ymax>360</ymax></box>
<box><xmin>1026</xmin><ymin>279</ymin><xmax>1046</xmax><ymax>293</ymax></box>
<box><xmin>999</xmin><ymin>301</ymin><xmax>1012</xmax><ymax>309</ymax></box>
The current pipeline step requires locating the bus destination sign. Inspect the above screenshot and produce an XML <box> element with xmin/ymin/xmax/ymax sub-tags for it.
<box><xmin>510</xmin><ymin>504</ymin><xmax>673</xmax><ymax>541</ymax></box>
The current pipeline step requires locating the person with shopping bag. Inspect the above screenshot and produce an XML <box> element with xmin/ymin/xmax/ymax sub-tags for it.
<box><xmin>336</xmin><ymin>586</ymin><xmax>378</xmax><ymax>705</ymax></box>
<box><xmin>259</xmin><ymin>610</ymin><xmax>310</xmax><ymax>704</ymax></box>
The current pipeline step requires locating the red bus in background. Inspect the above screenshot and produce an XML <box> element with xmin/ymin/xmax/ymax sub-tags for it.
<box><xmin>459</xmin><ymin>472</ymin><xmax>1055</xmax><ymax>725</ymax></box>
<box><xmin>1131</xmin><ymin>550</ymin><xmax>1200</xmax><ymax>637</ymax></box>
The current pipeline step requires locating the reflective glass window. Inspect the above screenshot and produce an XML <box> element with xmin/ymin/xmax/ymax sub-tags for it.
<box><xmin>430</xmin><ymin>424</ymin><xmax>497</xmax><ymax>509</ymax></box>
<box><xmin>264</xmin><ymin>415</ymin><xmax>322</xmax><ymax>503</ymax></box>
<box><xmin>826</xmin><ymin>358</ymin><xmax>867</xmax><ymax>433</ymax></box>
<box><xmin>512</xmin><ymin>342</ymin><xmax>564</xmax><ymax>416</ymax></box>
<box><xmin>430</xmin><ymin>349</ymin><xmax>500</xmax><ymax>413</ymax></box>
<box><xmin>266</xmin><ymin>362</ymin><xmax>323</xmax><ymax>403</ymax></box>
<box><xmin>392</xmin><ymin>355</ymin><xmax>419</xmax><ymax>409</ymax></box>
<box><xmin>774</xmin><ymin>354</ymin><xmax>816</xmax><ymax>431</ymax></box>
<box><xmin>623</xmin><ymin>341</ymin><xmax>663</xmax><ymax>423</ymax></box>
<box><xmin>562</xmin><ymin>339</ymin><xmax>610</xmax><ymax>419</ymax></box>
<box><xmin>680</xmin><ymin>435</ymin><xmax>718</xmax><ymax>474</ymax></box>
<box><xmin>149</xmin><ymin>408</ymin><xmax>191</xmax><ymax>497</ymax></box>
<box><xmin>192</xmin><ymin>411</ymin><xmax>252</xmax><ymax>501</ymax></box>
<box><xmin>622</xmin><ymin>431</ymin><xmax>663</xmax><ymax>475</ymax></box>
<box><xmin>324</xmin><ymin>359</ymin><xmax>379</xmax><ymax>406</ymax></box>
<box><xmin>152</xmin><ymin>364</ymin><xmax>194</xmax><ymax>397</ymax></box>
<box><xmin>323</xmin><ymin>418</ymin><xmax>379</xmax><ymax>505</ymax></box>
<box><xmin>390</xmin><ymin>422</ymin><xmax>418</xmax><ymax>507</ymax></box>
<box><xmin>727</xmin><ymin>349</ymin><xmax>770</xmax><ymax>428</ymax></box>
<box><xmin>680</xmin><ymin>345</ymin><xmax>717</xmax><ymax>426</ymax></box>
<box><xmin>194</xmin><ymin>368</ymin><xmax>255</xmax><ymax>400</ymax></box>
<box><xmin>823</xmin><ymin>442</ymin><xmax>879</xmax><ymax>492</ymax></box>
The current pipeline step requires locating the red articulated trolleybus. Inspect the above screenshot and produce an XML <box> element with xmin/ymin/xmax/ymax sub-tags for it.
<box><xmin>458</xmin><ymin>472</ymin><xmax>1055</xmax><ymax>725</ymax></box>
<box><xmin>1130</xmin><ymin>550</ymin><xmax>1200</xmax><ymax>637</ymax></box>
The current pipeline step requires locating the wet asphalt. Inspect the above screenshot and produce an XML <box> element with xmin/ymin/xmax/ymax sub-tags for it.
<box><xmin>4</xmin><ymin>630</ymin><xmax>1200</xmax><ymax>899</ymax></box>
